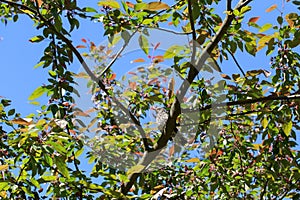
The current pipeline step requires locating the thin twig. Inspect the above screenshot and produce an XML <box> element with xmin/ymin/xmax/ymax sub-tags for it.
<box><xmin>97</xmin><ymin>29</ymin><xmax>139</xmax><ymax>78</ymax></box>
<box><xmin>145</xmin><ymin>26</ymin><xmax>193</xmax><ymax>35</ymax></box>
<box><xmin>227</xmin><ymin>48</ymin><xmax>246</xmax><ymax>76</ymax></box>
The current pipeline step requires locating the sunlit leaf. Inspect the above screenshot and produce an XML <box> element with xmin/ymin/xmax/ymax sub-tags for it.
<box><xmin>145</xmin><ymin>2</ymin><xmax>170</xmax><ymax>11</ymax></box>
<box><xmin>28</xmin><ymin>86</ymin><xmax>47</xmax><ymax>101</ymax></box>
<box><xmin>0</xmin><ymin>165</ymin><xmax>8</xmax><ymax>171</ymax></box>
<box><xmin>11</xmin><ymin>118</ymin><xmax>32</xmax><ymax>126</ymax></box>
<box><xmin>262</xmin><ymin>117</ymin><xmax>268</xmax><ymax>129</ymax></box>
<box><xmin>98</xmin><ymin>0</ymin><xmax>120</xmax><ymax>9</ymax></box>
<box><xmin>185</xmin><ymin>158</ymin><xmax>200</xmax><ymax>163</ymax></box>
<box><xmin>282</xmin><ymin>120</ymin><xmax>292</xmax><ymax>136</ymax></box>
<box><xmin>29</xmin><ymin>35</ymin><xmax>44</xmax><ymax>43</ymax></box>
<box><xmin>259</xmin><ymin>23</ymin><xmax>272</xmax><ymax>32</ymax></box>
<box><xmin>33</xmin><ymin>61</ymin><xmax>45</xmax><ymax>69</ymax></box>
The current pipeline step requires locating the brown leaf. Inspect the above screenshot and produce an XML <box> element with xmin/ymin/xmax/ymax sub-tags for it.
<box><xmin>146</xmin><ymin>2</ymin><xmax>170</xmax><ymax>11</ymax></box>
<box><xmin>11</xmin><ymin>118</ymin><xmax>32</xmax><ymax>126</ymax></box>
<box><xmin>126</xmin><ymin>1</ymin><xmax>134</xmax><ymax>8</ymax></box>
<box><xmin>248</xmin><ymin>16</ymin><xmax>260</xmax><ymax>24</ymax></box>
<box><xmin>221</xmin><ymin>74</ymin><xmax>231</xmax><ymax>80</ymax></box>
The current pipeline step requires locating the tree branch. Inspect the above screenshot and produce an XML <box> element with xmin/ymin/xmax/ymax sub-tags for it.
<box><xmin>121</xmin><ymin>0</ymin><xmax>254</xmax><ymax>195</ymax></box>
<box><xmin>187</xmin><ymin>0</ymin><xmax>197</xmax><ymax>64</ymax></box>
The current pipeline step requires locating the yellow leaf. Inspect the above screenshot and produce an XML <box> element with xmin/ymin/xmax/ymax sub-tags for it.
<box><xmin>0</xmin><ymin>165</ymin><xmax>8</xmax><ymax>171</ymax></box>
<box><xmin>145</xmin><ymin>2</ymin><xmax>170</xmax><ymax>11</ymax></box>
<box><xmin>0</xmin><ymin>191</ymin><xmax>6</xmax><ymax>198</ymax></box>
<box><xmin>261</xmin><ymin>117</ymin><xmax>268</xmax><ymax>129</ymax></box>
<box><xmin>153</xmin><ymin>185</ymin><xmax>164</xmax><ymax>190</ymax></box>
<box><xmin>185</xmin><ymin>158</ymin><xmax>200</xmax><ymax>163</ymax></box>
<box><xmin>252</xmin><ymin>144</ymin><xmax>261</xmax><ymax>150</ymax></box>
<box><xmin>282</xmin><ymin>120</ymin><xmax>292</xmax><ymax>136</ymax></box>
<box><xmin>98</xmin><ymin>0</ymin><xmax>120</xmax><ymax>9</ymax></box>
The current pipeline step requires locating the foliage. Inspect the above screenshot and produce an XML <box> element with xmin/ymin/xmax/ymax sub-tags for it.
<box><xmin>0</xmin><ymin>0</ymin><xmax>300</xmax><ymax>199</ymax></box>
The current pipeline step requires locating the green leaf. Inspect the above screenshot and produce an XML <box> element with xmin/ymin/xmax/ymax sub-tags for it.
<box><xmin>127</xmin><ymin>164</ymin><xmax>145</xmax><ymax>175</ymax></box>
<box><xmin>44</xmin><ymin>154</ymin><xmax>53</xmax><ymax>166</ymax></box>
<box><xmin>121</xmin><ymin>30</ymin><xmax>131</xmax><ymax>44</ymax></box>
<box><xmin>46</xmin><ymin>141</ymin><xmax>67</xmax><ymax>154</ymax></box>
<box><xmin>259</xmin><ymin>23</ymin><xmax>272</xmax><ymax>32</ymax></box>
<box><xmin>164</xmin><ymin>45</ymin><xmax>185</xmax><ymax>59</ymax></box>
<box><xmin>55</xmin><ymin>157</ymin><xmax>70</xmax><ymax>178</ymax></box>
<box><xmin>245</xmin><ymin>43</ymin><xmax>256</xmax><ymax>56</ymax></box>
<box><xmin>282</xmin><ymin>120</ymin><xmax>292</xmax><ymax>136</ymax></box>
<box><xmin>28</xmin><ymin>86</ymin><xmax>47</xmax><ymax>101</ymax></box>
<box><xmin>134</xmin><ymin>3</ymin><xmax>148</xmax><ymax>11</ymax></box>
<box><xmin>83</xmin><ymin>7</ymin><xmax>98</xmax><ymax>12</ymax></box>
<box><xmin>98</xmin><ymin>0</ymin><xmax>120</xmax><ymax>9</ymax></box>
<box><xmin>29</xmin><ymin>35</ymin><xmax>44</xmax><ymax>43</ymax></box>
<box><xmin>30</xmin><ymin>178</ymin><xmax>40</xmax><ymax>188</ymax></box>
<box><xmin>42</xmin><ymin>176</ymin><xmax>57</xmax><ymax>182</ymax></box>
<box><xmin>138</xmin><ymin>35</ymin><xmax>149</xmax><ymax>55</ymax></box>
<box><xmin>33</xmin><ymin>61</ymin><xmax>45</xmax><ymax>69</ymax></box>
<box><xmin>0</xmin><ymin>182</ymin><xmax>9</xmax><ymax>191</ymax></box>
<box><xmin>75</xmin><ymin>148</ymin><xmax>84</xmax><ymax>158</ymax></box>
<box><xmin>240</xmin><ymin>6</ymin><xmax>251</xmax><ymax>14</ymax></box>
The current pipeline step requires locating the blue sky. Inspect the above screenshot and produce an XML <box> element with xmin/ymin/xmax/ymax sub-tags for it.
<box><xmin>0</xmin><ymin>0</ymin><xmax>297</xmax><ymax>115</ymax></box>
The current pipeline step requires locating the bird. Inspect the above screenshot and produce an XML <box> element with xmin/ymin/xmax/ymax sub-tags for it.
<box><xmin>154</xmin><ymin>107</ymin><xmax>169</xmax><ymax>131</ymax></box>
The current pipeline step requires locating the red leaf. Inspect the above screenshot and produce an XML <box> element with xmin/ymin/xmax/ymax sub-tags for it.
<box><xmin>248</xmin><ymin>16</ymin><xmax>260</xmax><ymax>24</ymax></box>
<box><xmin>90</xmin><ymin>41</ymin><xmax>96</xmax><ymax>51</ymax></box>
<box><xmin>69</xmin><ymin>129</ymin><xmax>76</xmax><ymax>135</ymax></box>
<box><xmin>266</xmin><ymin>4</ymin><xmax>277</xmax><ymax>12</ymax></box>
<box><xmin>154</xmin><ymin>42</ymin><xmax>161</xmax><ymax>50</ymax></box>
<box><xmin>109</xmin><ymin>73</ymin><xmax>116</xmax><ymax>80</ymax></box>
<box><xmin>76</xmin><ymin>45</ymin><xmax>86</xmax><ymax>49</ymax></box>
<box><xmin>81</xmin><ymin>38</ymin><xmax>87</xmax><ymax>43</ymax></box>
<box><xmin>131</xmin><ymin>58</ymin><xmax>145</xmax><ymax>63</ymax></box>
<box><xmin>128</xmin><ymin>71</ymin><xmax>137</xmax><ymax>75</ymax></box>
